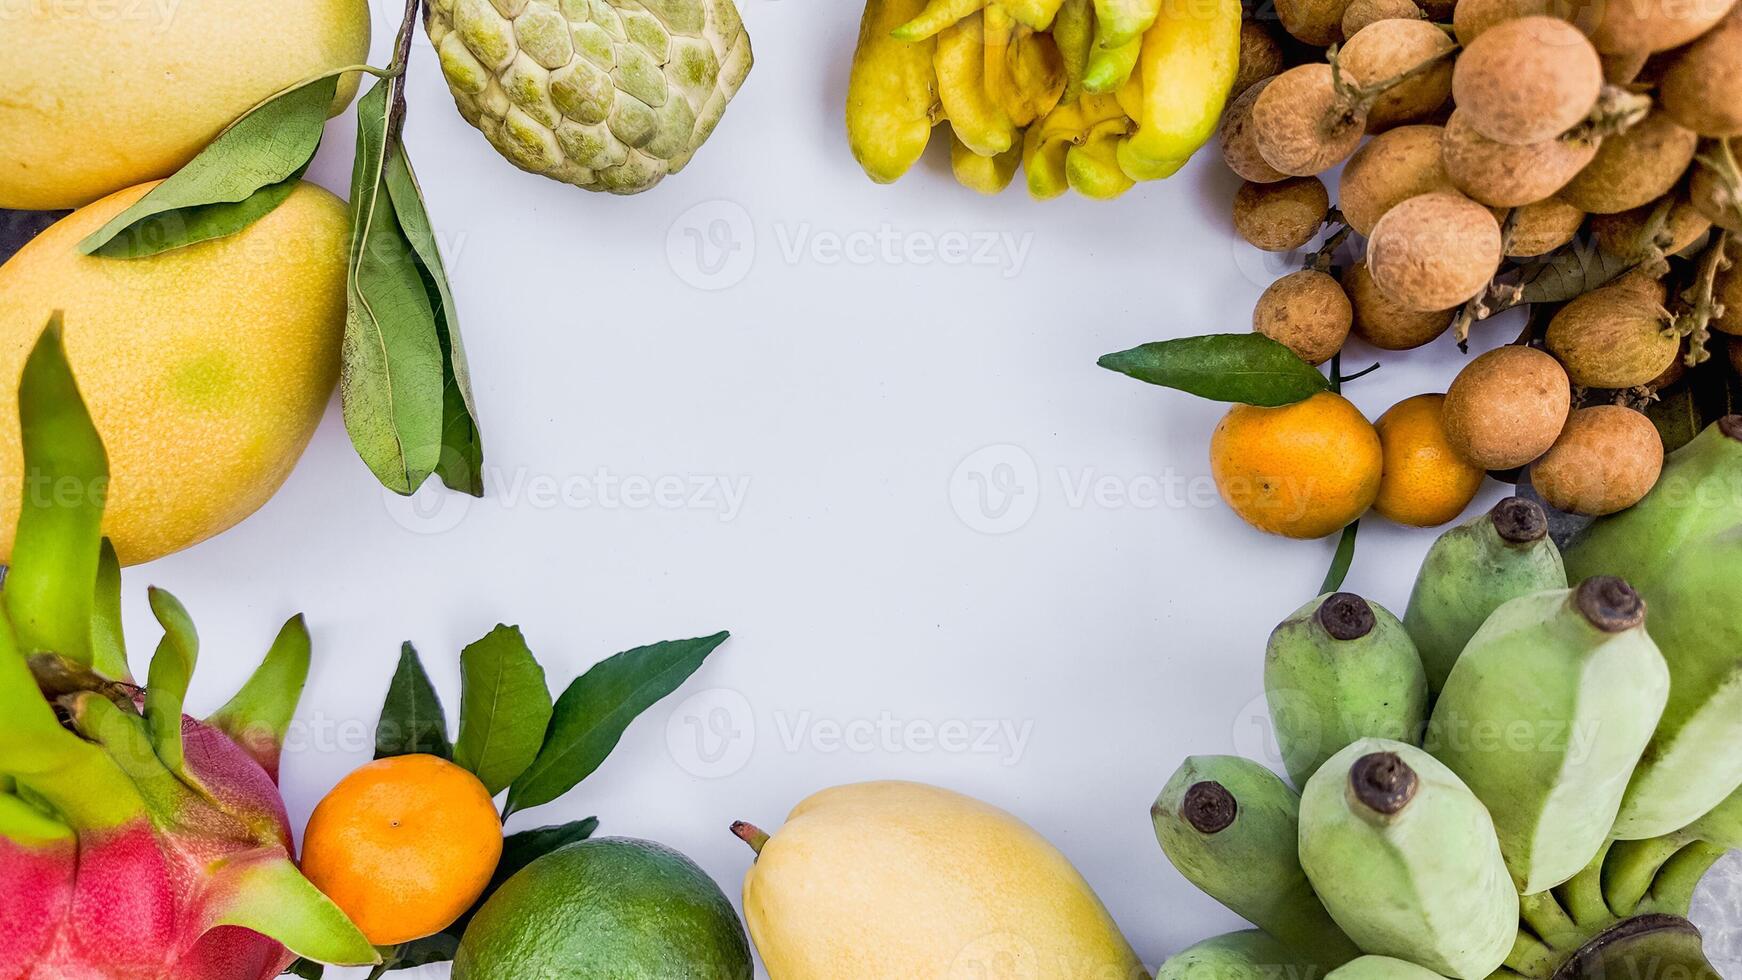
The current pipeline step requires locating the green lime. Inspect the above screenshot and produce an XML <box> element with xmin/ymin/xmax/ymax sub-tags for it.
<box><xmin>454</xmin><ymin>836</ymin><xmax>752</xmax><ymax>979</ymax></box>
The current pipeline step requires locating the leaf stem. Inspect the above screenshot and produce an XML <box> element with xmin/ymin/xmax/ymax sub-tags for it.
<box><xmin>1319</xmin><ymin>521</ymin><xmax>1359</xmax><ymax>595</ymax></box>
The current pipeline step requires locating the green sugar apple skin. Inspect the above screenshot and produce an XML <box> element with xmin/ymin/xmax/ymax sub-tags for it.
<box><xmin>426</xmin><ymin>0</ymin><xmax>753</xmax><ymax>193</ymax></box>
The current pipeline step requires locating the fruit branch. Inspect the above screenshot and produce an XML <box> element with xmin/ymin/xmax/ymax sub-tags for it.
<box><xmin>1672</xmin><ymin>229</ymin><xmax>1728</xmax><ymax>366</ymax></box>
<box><xmin>383</xmin><ymin>0</ymin><xmax>424</xmax><ymax>148</ymax></box>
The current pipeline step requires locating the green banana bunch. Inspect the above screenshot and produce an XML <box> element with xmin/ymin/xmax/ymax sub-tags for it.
<box><xmin>1264</xmin><ymin>593</ymin><xmax>1429</xmax><ymax>789</ymax></box>
<box><xmin>1603</xmin><ymin>784</ymin><xmax>1742</xmax><ymax>913</ymax></box>
<box><xmin>1298</xmin><ymin>739</ymin><xmax>1518</xmax><ymax>979</ymax></box>
<box><xmin>1565</xmin><ymin>418</ymin><xmax>1742</xmax><ymax>840</ymax></box>
<box><xmin>1151</xmin><ymin>756</ymin><xmax>1359</xmax><ymax>970</ymax></box>
<box><xmin>1326</xmin><ymin>956</ymin><xmax>1446</xmax><ymax>979</ymax></box>
<box><xmin>1428</xmin><ymin>578</ymin><xmax>1670</xmax><ymax>895</ymax></box>
<box><xmin>1154</xmin><ymin>930</ymin><xmax>1310</xmax><ymax>980</ymax></box>
<box><xmin>1404</xmin><ymin>498</ymin><xmax>1568</xmax><ymax>697</ymax></box>
<box><xmin>1499</xmin><ymin>836</ymin><xmax>1725</xmax><ymax>978</ymax></box>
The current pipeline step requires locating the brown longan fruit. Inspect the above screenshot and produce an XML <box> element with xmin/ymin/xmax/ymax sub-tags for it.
<box><xmin>1338</xmin><ymin>124</ymin><xmax>1454</xmax><ymax>235</ymax></box>
<box><xmin>1545</xmin><ymin>280</ymin><xmax>1680</xmax><ymax>388</ymax></box>
<box><xmin>1343</xmin><ymin>261</ymin><xmax>1455</xmax><ymax>348</ymax></box>
<box><xmin>1234</xmin><ymin>177</ymin><xmax>1332</xmax><ymax>251</ymax></box>
<box><xmin>1591</xmin><ymin>195</ymin><xmax>1713</xmax><ymax>259</ymax></box>
<box><xmin>1505</xmin><ymin>198</ymin><xmax>1587</xmax><ymax>257</ymax></box>
<box><xmin>1531</xmin><ymin>406</ymin><xmax>1665</xmax><ymax>516</ymax></box>
<box><xmin>1586</xmin><ymin>0</ymin><xmax>1738</xmax><ymax>54</ymax></box>
<box><xmin>1252</xmin><ymin>64</ymin><xmax>1370</xmax><ymax>176</ymax></box>
<box><xmin>1342</xmin><ymin>0</ymin><xmax>1423</xmax><ymax>37</ymax></box>
<box><xmin>1452</xmin><ymin>17</ymin><xmax>1603</xmax><ymax>146</ymax></box>
<box><xmin>1367</xmin><ymin>192</ymin><xmax>1505</xmax><ymax>312</ymax></box>
<box><xmin>1690</xmin><ymin>154</ymin><xmax>1742</xmax><ymax>231</ymax></box>
<box><xmin>1441</xmin><ymin>108</ymin><xmax>1600</xmax><ymax>207</ymax></box>
<box><xmin>1660</xmin><ymin>9</ymin><xmax>1742</xmax><ymax>136</ymax></box>
<box><xmin>1339</xmin><ymin>19</ymin><xmax>1456</xmax><ymax>131</ymax></box>
<box><xmin>1276</xmin><ymin>0</ymin><xmax>1353</xmax><ymax>44</ymax></box>
<box><xmin>1558</xmin><ymin>111</ymin><xmax>1700</xmax><ymax>214</ymax></box>
<box><xmin>1443</xmin><ymin>345</ymin><xmax>1572</xmax><ymax>469</ymax></box>
<box><xmin>1221</xmin><ymin>79</ymin><xmax>1290</xmax><ymax>184</ymax></box>
<box><xmin>1234</xmin><ymin>22</ymin><xmax>1288</xmax><ymax>96</ymax></box>
<box><xmin>1253</xmin><ymin>270</ymin><xmax>1354</xmax><ymax>365</ymax></box>
<box><xmin>1451</xmin><ymin>0</ymin><xmax>1555</xmax><ymax>44</ymax></box>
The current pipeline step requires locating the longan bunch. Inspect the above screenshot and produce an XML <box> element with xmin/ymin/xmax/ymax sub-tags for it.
<box><xmin>1222</xmin><ymin>0</ymin><xmax>1742</xmax><ymax>519</ymax></box>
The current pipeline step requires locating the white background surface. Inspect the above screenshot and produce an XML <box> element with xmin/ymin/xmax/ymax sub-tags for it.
<box><xmin>99</xmin><ymin>0</ymin><xmax>1739</xmax><ymax>975</ymax></box>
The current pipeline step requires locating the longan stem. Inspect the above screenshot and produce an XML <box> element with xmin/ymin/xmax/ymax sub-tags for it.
<box><xmin>1673</xmin><ymin>229</ymin><xmax>1728</xmax><ymax>366</ymax></box>
<box><xmin>1327</xmin><ymin>43</ymin><xmax>1459</xmax><ymax>113</ymax></box>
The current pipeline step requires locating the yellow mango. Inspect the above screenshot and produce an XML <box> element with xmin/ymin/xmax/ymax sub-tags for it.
<box><xmin>0</xmin><ymin>182</ymin><xmax>349</xmax><ymax>565</ymax></box>
<box><xmin>0</xmin><ymin>0</ymin><xmax>369</xmax><ymax>209</ymax></box>
<box><xmin>739</xmin><ymin>781</ymin><xmax>1150</xmax><ymax>980</ymax></box>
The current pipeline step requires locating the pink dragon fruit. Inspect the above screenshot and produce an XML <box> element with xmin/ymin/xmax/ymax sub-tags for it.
<box><xmin>0</xmin><ymin>316</ymin><xmax>378</xmax><ymax>979</ymax></box>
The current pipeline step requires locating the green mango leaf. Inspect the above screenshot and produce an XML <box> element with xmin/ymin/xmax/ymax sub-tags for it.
<box><xmin>375</xmin><ymin>642</ymin><xmax>451</xmax><ymax>760</ymax></box>
<box><xmin>143</xmin><ymin>588</ymin><xmax>198</xmax><ymax>776</ymax></box>
<box><xmin>382</xmin><ymin>148</ymin><xmax>484</xmax><ymax>496</ymax></box>
<box><xmin>503</xmin><ymin>632</ymin><xmax>729</xmax><ymax>818</ymax></box>
<box><xmin>78</xmin><ymin>75</ymin><xmax>339</xmax><ymax>258</ymax></box>
<box><xmin>342</xmin><ymin>77</ymin><xmax>452</xmax><ymax>496</ymax></box>
<box><xmin>285</xmin><ymin>958</ymin><xmax>326</xmax><ymax>979</ymax></box>
<box><xmin>89</xmin><ymin>540</ymin><xmax>129</xmax><ymax>682</ymax></box>
<box><xmin>207</xmin><ymin>614</ymin><xmax>312</xmax><ymax>782</ymax></box>
<box><xmin>1097</xmin><ymin>334</ymin><xmax>1330</xmax><ymax>406</ymax></box>
<box><xmin>453</xmin><ymin>625</ymin><xmax>552</xmax><ymax>795</ymax></box>
<box><xmin>383</xmin><ymin>817</ymin><xmax>599</xmax><ymax>971</ymax></box>
<box><xmin>5</xmin><ymin>314</ymin><xmax>108</xmax><ymax>664</ymax></box>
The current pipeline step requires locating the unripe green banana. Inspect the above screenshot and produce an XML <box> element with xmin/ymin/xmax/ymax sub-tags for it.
<box><xmin>1427</xmin><ymin>578</ymin><xmax>1669</xmax><ymax>895</ymax></box>
<box><xmin>1264</xmin><ymin>593</ymin><xmax>1429</xmax><ymax>789</ymax></box>
<box><xmin>1152</xmin><ymin>756</ymin><xmax>1359</xmax><ymax>970</ymax></box>
<box><xmin>1155</xmin><ymin>930</ymin><xmax>1311</xmax><ymax>980</ymax></box>
<box><xmin>1298</xmin><ymin>739</ymin><xmax>1519</xmax><ymax>980</ymax></box>
<box><xmin>1404</xmin><ymin>498</ymin><xmax>1568</xmax><ymax>696</ymax></box>
<box><xmin>1610</xmin><ymin>528</ymin><xmax>1742</xmax><ymax>839</ymax></box>
<box><xmin>1565</xmin><ymin>416</ymin><xmax>1742</xmax><ymax>592</ymax></box>
<box><xmin>1326</xmin><ymin>955</ymin><xmax>1447</xmax><ymax>979</ymax></box>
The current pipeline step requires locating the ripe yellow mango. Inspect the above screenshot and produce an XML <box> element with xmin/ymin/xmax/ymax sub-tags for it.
<box><xmin>739</xmin><ymin>781</ymin><xmax>1149</xmax><ymax>979</ymax></box>
<box><xmin>0</xmin><ymin>0</ymin><xmax>370</xmax><ymax>209</ymax></box>
<box><xmin>0</xmin><ymin>181</ymin><xmax>349</xmax><ymax>565</ymax></box>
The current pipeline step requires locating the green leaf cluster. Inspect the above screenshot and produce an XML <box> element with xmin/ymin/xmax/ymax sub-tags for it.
<box><xmin>367</xmin><ymin>624</ymin><xmax>731</xmax><ymax>972</ymax></box>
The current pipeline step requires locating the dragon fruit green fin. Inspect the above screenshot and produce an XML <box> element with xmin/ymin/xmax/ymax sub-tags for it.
<box><xmin>144</xmin><ymin>587</ymin><xmax>199</xmax><ymax>778</ymax></box>
<box><xmin>3</xmin><ymin>315</ymin><xmax>109</xmax><ymax>666</ymax></box>
<box><xmin>200</xmin><ymin>852</ymin><xmax>379</xmax><ymax>967</ymax></box>
<box><xmin>90</xmin><ymin>539</ymin><xmax>130</xmax><ymax>682</ymax></box>
<box><xmin>208</xmin><ymin>615</ymin><xmax>312</xmax><ymax>783</ymax></box>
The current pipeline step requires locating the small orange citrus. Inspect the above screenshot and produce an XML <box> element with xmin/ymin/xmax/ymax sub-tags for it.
<box><xmin>1373</xmin><ymin>393</ymin><xmax>1486</xmax><ymax>527</ymax></box>
<box><xmin>300</xmin><ymin>754</ymin><xmax>504</xmax><ymax>946</ymax></box>
<box><xmin>1210</xmin><ymin>390</ymin><xmax>1382</xmax><ymax>539</ymax></box>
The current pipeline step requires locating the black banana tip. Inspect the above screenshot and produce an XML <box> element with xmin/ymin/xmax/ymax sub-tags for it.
<box><xmin>1317</xmin><ymin>593</ymin><xmax>1376</xmax><ymax>641</ymax></box>
<box><xmin>1490</xmin><ymin>497</ymin><xmax>1549</xmax><ymax>545</ymax></box>
<box><xmin>1576</xmin><ymin>576</ymin><xmax>1646</xmax><ymax>633</ymax></box>
<box><xmin>1350</xmin><ymin>752</ymin><xmax>1418</xmax><ymax>815</ymax></box>
<box><xmin>1182</xmin><ymin>781</ymin><xmax>1238</xmax><ymax>834</ymax></box>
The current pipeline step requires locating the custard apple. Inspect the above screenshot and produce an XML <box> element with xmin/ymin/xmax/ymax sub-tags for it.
<box><xmin>425</xmin><ymin>0</ymin><xmax>752</xmax><ymax>193</ymax></box>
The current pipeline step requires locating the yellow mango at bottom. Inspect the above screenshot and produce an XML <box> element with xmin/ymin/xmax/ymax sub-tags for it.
<box><xmin>737</xmin><ymin>781</ymin><xmax>1149</xmax><ymax>979</ymax></box>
